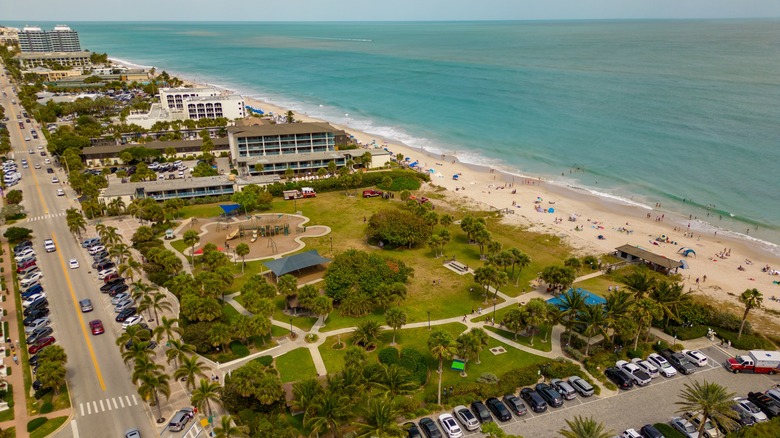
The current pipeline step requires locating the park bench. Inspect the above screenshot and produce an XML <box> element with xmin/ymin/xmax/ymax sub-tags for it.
<box><xmin>449</xmin><ymin>261</ymin><xmax>469</xmax><ymax>272</ymax></box>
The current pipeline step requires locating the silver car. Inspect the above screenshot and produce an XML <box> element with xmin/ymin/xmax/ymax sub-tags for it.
<box><xmin>567</xmin><ymin>376</ymin><xmax>594</xmax><ymax>397</ymax></box>
<box><xmin>550</xmin><ymin>378</ymin><xmax>577</xmax><ymax>400</ymax></box>
<box><xmin>452</xmin><ymin>405</ymin><xmax>479</xmax><ymax>431</ymax></box>
<box><xmin>732</xmin><ymin>397</ymin><xmax>768</xmax><ymax>423</ymax></box>
<box><xmin>632</xmin><ymin>358</ymin><xmax>660</xmax><ymax>378</ymax></box>
<box><xmin>670</xmin><ymin>416</ymin><xmax>699</xmax><ymax>438</ymax></box>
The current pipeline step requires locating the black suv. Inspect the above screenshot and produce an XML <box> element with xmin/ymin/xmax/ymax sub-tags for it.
<box><xmin>417</xmin><ymin>417</ymin><xmax>441</xmax><ymax>438</ymax></box>
<box><xmin>470</xmin><ymin>400</ymin><xmax>493</xmax><ymax>423</ymax></box>
<box><xmin>485</xmin><ymin>397</ymin><xmax>511</xmax><ymax>421</ymax></box>
<box><xmin>661</xmin><ymin>349</ymin><xmax>696</xmax><ymax>375</ymax></box>
<box><xmin>605</xmin><ymin>367</ymin><xmax>634</xmax><ymax>390</ymax></box>
<box><xmin>520</xmin><ymin>388</ymin><xmax>548</xmax><ymax>413</ymax></box>
<box><xmin>535</xmin><ymin>383</ymin><xmax>564</xmax><ymax>407</ymax></box>
<box><xmin>502</xmin><ymin>394</ymin><xmax>527</xmax><ymax>416</ymax></box>
<box><xmin>747</xmin><ymin>392</ymin><xmax>780</xmax><ymax>418</ymax></box>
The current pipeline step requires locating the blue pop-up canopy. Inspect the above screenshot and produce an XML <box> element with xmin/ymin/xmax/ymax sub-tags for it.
<box><xmin>220</xmin><ymin>204</ymin><xmax>241</xmax><ymax>215</ymax></box>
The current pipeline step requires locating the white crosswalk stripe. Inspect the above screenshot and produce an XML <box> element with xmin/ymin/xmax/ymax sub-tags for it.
<box><xmin>78</xmin><ymin>394</ymin><xmax>141</xmax><ymax>417</ymax></box>
<box><xmin>26</xmin><ymin>212</ymin><xmax>67</xmax><ymax>222</ymax></box>
<box><xmin>182</xmin><ymin>424</ymin><xmax>203</xmax><ymax>438</ymax></box>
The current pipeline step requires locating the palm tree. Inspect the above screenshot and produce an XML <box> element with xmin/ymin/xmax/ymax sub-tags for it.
<box><xmin>502</xmin><ymin>308</ymin><xmax>527</xmax><ymax>340</ymax></box>
<box><xmin>122</xmin><ymin>341</ymin><xmax>155</xmax><ymax>366</ymax></box>
<box><xmin>354</xmin><ymin>396</ymin><xmax>404</xmax><ymax>438</ymax></box>
<box><xmin>558</xmin><ymin>415</ymin><xmax>613</xmax><ymax>438</ymax></box>
<box><xmin>524</xmin><ymin>298</ymin><xmax>548</xmax><ymax>345</ymax></box>
<box><xmin>428</xmin><ymin>330</ymin><xmax>457</xmax><ymax>405</ymax></box>
<box><xmin>384</xmin><ymin>307</ymin><xmax>407</xmax><ymax>345</ymax></box>
<box><xmin>507</xmin><ymin>247</ymin><xmax>531</xmax><ymax>281</ymax></box>
<box><xmin>738</xmin><ymin>288</ymin><xmax>763</xmax><ymax>339</ymax></box>
<box><xmin>651</xmin><ymin>282</ymin><xmax>691</xmax><ymax>328</ymax></box>
<box><xmin>132</xmin><ymin>355</ymin><xmax>163</xmax><ymax>384</ymax></box>
<box><xmin>235</xmin><ymin>243</ymin><xmax>250</xmax><ymax>273</ymax></box>
<box><xmin>604</xmin><ymin>290</ymin><xmax>633</xmax><ymax>342</ymax></box>
<box><xmin>578</xmin><ymin>304</ymin><xmax>608</xmax><ymax>356</ymax></box>
<box><xmin>558</xmin><ymin>289</ymin><xmax>587</xmax><ymax>343</ymax></box>
<box><xmin>110</xmin><ymin>242</ymin><xmax>132</xmax><ymax>265</ymax></box>
<box><xmin>304</xmin><ymin>387</ymin><xmax>352</xmax><ymax>438</ymax></box>
<box><xmin>165</xmin><ymin>339</ymin><xmax>195</xmax><ymax>369</ymax></box>
<box><xmin>191</xmin><ymin>378</ymin><xmax>223</xmax><ymax>418</ymax></box>
<box><xmin>137</xmin><ymin>369</ymin><xmax>171</xmax><ymax>422</ymax></box>
<box><xmin>469</xmin><ymin>328</ymin><xmax>489</xmax><ymax>365</ymax></box>
<box><xmin>183</xmin><ymin>230</ymin><xmax>200</xmax><ymax>266</ymax></box>
<box><xmin>624</xmin><ymin>267</ymin><xmax>657</xmax><ymax>299</ymax></box>
<box><xmin>213</xmin><ymin>415</ymin><xmax>248</xmax><ymax>438</ymax></box>
<box><xmin>292</xmin><ymin>378</ymin><xmax>324</xmax><ymax>416</ymax></box>
<box><xmin>352</xmin><ymin>320</ymin><xmax>381</xmax><ymax>350</ymax></box>
<box><xmin>131</xmin><ymin>281</ymin><xmax>158</xmax><ymax>307</ymax></box>
<box><xmin>117</xmin><ymin>325</ymin><xmax>152</xmax><ymax>352</ymax></box>
<box><xmin>154</xmin><ymin>316</ymin><xmax>183</xmax><ymax>345</ymax></box>
<box><xmin>66</xmin><ymin>208</ymin><xmax>87</xmax><ymax>238</ymax></box>
<box><xmin>376</xmin><ymin>365</ymin><xmax>417</xmax><ymax>397</ymax></box>
<box><xmin>118</xmin><ymin>256</ymin><xmax>143</xmax><ymax>283</ymax></box>
<box><xmin>139</xmin><ymin>292</ymin><xmax>172</xmax><ymax>324</ymax></box>
<box><xmin>174</xmin><ymin>355</ymin><xmax>208</xmax><ymax>391</ymax></box>
<box><xmin>675</xmin><ymin>379</ymin><xmax>739</xmax><ymax>435</ymax></box>
<box><xmin>631</xmin><ymin>298</ymin><xmax>661</xmax><ymax>350</ymax></box>
<box><xmin>455</xmin><ymin>331</ymin><xmax>480</xmax><ymax>374</ymax></box>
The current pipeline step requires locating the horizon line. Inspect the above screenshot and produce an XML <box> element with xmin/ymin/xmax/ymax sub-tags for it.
<box><xmin>3</xmin><ymin>17</ymin><xmax>780</xmax><ymax>24</ymax></box>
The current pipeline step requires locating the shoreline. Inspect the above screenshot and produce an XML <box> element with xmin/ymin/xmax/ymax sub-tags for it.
<box><xmin>110</xmin><ymin>57</ymin><xmax>780</xmax><ymax>317</ymax></box>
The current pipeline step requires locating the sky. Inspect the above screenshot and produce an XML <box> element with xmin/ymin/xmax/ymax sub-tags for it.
<box><xmin>2</xmin><ymin>0</ymin><xmax>779</xmax><ymax>22</ymax></box>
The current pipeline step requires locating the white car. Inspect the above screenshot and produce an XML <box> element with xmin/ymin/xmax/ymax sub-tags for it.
<box><xmin>437</xmin><ymin>413</ymin><xmax>463</xmax><ymax>438</ymax></box>
<box><xmin>98</xmin><ymin>267</ymin><xmax>118</xmax><ymax>280</ymax></box>
<box><xmin>44</xmin><ymin>239</ymin><xmax>56</xmax><ymax>252</ymax></box>
<box><xmin>34</xmin><ymin>163</ymin><xmax>41</xmax><ymax>169</ymax></box>
<box><xmin>632</xmin><ymin>358</ymin><xmax>660</xmax><ymax>378</ymax></box>
<box><xmin>38</xmin><ymin>145</ymin><xmax>44</xmax><ymax>150</ymax></box>
<box><xmin>89</xmin><ymin>245</ymin><xmax>106</xmax><ymax>255</ymax></box>
<box><xmin>69</xmin><ymin>259</ymin><xmax>79</xmax><ymax>269</ymax></box>
<box><xmin>44</xmin><ymin>158</ymin><xmax>51</xmax><ymax>165</ymax></box>
<box><xmin>617</xmin><ymin>360</ymin><xmax>651</xmax><ymax>386</ymax></box>
<box><xmin>15</xmin><ymin>249</ymin><xmax>35</xmax><ymax>262</ymax></box>
<box><xmin>452</xmin><ymin>405</ymin><xmax>479</xmax><ymax>431</ymax></box>
<box><xmin>51</xmin><ymin>176</ymin><xmax>59</xmax><ymax>183</ymax></box>
<box><xmin>682</xmin><ymin>349</ymin><xmax>708</xmax><ymax>367</ymax></box>
<box><xmin>22</xmin><ymin>293</ymin><xmax>46</xmax><ymax>307</ymax></box>
<box><xmin>57</xmin><ymin>189</ymin><xmax>65</xmax><ymax>196</ymax></box>
<box><xmin>122</xmin><ymin>315</ymin><xmax>144</xmax><ymax>329</ymax></box>
<box><xmin>732</xmin><ymin>397</ymin><xmax>768</xmax><ymax>423</ymax></box>
<box><xmin>621</xmin><ymin>430</ymin><xmax>642</xmax><ymax>438</ymax></box>
<box><xmin>647</xmin><ymin>353</ymin><xmax>677</xmax><ymax>377</ymax></box>
<box><xmin>20</xmin><ymin>271</ymin><xmax>43</xmax><ymax>287</ymax></box>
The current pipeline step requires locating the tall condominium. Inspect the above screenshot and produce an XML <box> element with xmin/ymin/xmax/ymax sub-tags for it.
<box><xmin>159</xmin><ymin>87</ymin><xmax>246</xmax><ymax>121</ymax></box>
<box><xmin>18</xmin><ymin>25</ymin><xmax>81</xmax><ymax>53</ymax></box>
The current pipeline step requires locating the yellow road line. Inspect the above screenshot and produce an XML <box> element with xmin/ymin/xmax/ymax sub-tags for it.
<box><xmin>52</xmin><ymin>233</ymin><xmax>107</xmax><ymax>391</ymax></box>
<box><xmin>23</xmin><ymin>144</ymin><xmax>49</xmax><ymax>216</ymax></box>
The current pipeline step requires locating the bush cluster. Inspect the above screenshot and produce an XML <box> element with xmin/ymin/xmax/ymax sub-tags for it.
<box><xmin>230</xmin><ymin>341</ymin><xmax>250</xmax><ymax>358</ymax></box>
<box><xmin>397</xmin><ymin>348</ymin><xmax>428</xmax><ymax>386</ymax></box>
<box><xmin>378</xmin><ymin>346</ymin><xmax>400</xmax><ymax>365</ymax></box>
<box><xmin>27</xmin><ymin>417</ymin><xmax>48</xmax><ymax>432</ymax></box>
<box><xmin>265</xmin><ymin>169</ymin><xmax>428</xmax><ymax>197</ymax></box>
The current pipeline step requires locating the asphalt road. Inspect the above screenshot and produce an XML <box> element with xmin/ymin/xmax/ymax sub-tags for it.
<box><xmin>454</xmin><ymin>345</ymin><xmax>780</xmax><ymax>437</ymax></box>
<box><xmin>1</xmin><ymin>72</ymin><xmax>157</xmax><ymax>438</ymax></box>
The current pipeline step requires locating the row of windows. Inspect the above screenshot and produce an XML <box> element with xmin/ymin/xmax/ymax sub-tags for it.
<box><xmin>144</xmin><ymin>186</ymin><xmax>234</xmax><ymax>200</ymax></box>
<box><xmin>237</xmin><ymin>146</ymin><xmax>331</xmax><ymax>158</ymax></box>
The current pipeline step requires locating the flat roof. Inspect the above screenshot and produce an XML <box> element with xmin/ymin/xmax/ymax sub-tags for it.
<box><xmin>234</xmin><ymin>175</ymin><xmax>282</xmax><ymax>186</ymax></box>
<box><xmin>186</xmin><ymin>94</ymin><xmax>243</xmax><ymax>103</ymax></box>
<box><xmin>228</xmin><ymin>122</ymin><xmax>342</xmax><ymax>138</ymax></box>
<box><xmin>615</xmin><ymin>244</ymin><xmax>683</xmax><ymax>270</ymax></box>
<box><xmin>102</xmin><ymin>175</ymin><xmax>233</xmax><ymax>197</ymax></box>
<box><xmin>17</xmin><ymin>51</ymin><xmax>90</xmax><ymax>59</ymax></box>
<box><xmin>241</xmin><ymin>150</ymin><xmax>345</xmax><ymax>165</ymax></box>
<box><xmin>83</xmin><ymin>138</ymin><xmax>229</xmax><ymax>156</ymax></box>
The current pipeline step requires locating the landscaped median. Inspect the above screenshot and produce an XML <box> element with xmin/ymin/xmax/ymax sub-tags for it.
<box><xmin>27</xmin><ymin>415</ymin><xmax>68</xmax><ymax>438</ymax></box>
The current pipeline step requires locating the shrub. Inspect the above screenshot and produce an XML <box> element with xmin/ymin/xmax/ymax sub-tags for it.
<box><xmin>27</xmin><ymin>417</ymin><xmax>48</xmax><ymax>432</ymax></box>
<box><xmin>653</xmin><ymin>340</ymin><xmax>671</xmax><ymax>353</ymax></box>
<box><xmin>182</xmin><ymin>321</ymin><xmax>215</xmax><ymax>353</ymax></box>
<box><xmin>377</xmin><ymin>347</ymin><xmax>400</xmax><ymax>365</ymax></box>
<box><xmin>498</xmin><ymin>367</ymin><xmax>539</xmax><ymax>394</ymax></box>
<box><xmin>626</xmin><ymin>348</ymin><xmax>645</xmax><ymax>359</ymax></box>
<box><xmin>33</xmin><ymin>387</ymin><xmax>52</xmax><ymax>400</ymax></box>
<box><xmin>3</xmin><ymin>226</ymin><xmax>32</xmax><ymax>243</ymax></box>
<box><xmin>230</xmin><ymin>341</ymin><xmax>250</xmax><ymax>358</ymax></box>
<box><xmin>718</xmin><ymin>329</ymin><xmax>776</xmax><ymax>350</ymax></box>
<box><xmin>540</xmin><ymin>359</ymin><xmax>582</xmax><ymax>379</ymax></box>
<box><xmin>476</xmin><ymin>373</ymin><xmax>499</xmax><ymax>384</ymax></box>
<box><xmin>255</xmin><ymin>355</ymin><xmax>273</xmax><ymax>367</ymax></box>
<box><xmin>563</xmin><ymin>345</ymin><xmax>585</xmax><ymax>362</ymax></box>
<box><xmin>398</xmin><ymin>348</ymin><xmax>428</xmax><ymax>386</ymax></box>
<box><xmin>664</xmin><ymin>324</ymin><xmax>709</xmax><ymax>341</ymax></box>
<box><xmin>40</xmin><ymin>401</ymin><xmax>54</xmax><ymax>413</ymax></box>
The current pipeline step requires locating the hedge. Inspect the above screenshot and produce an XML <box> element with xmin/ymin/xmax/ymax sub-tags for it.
<box><xmin>377</xmin><ymin>347</ymin><xmax>399</xmax><ymax>365</ymax></box>
<box><xmin>254</xmin><ymin>355</ymin><xmax>273</xmax><ymax>367</ymax></box>
<box><xmin>265</xmin><ymin>169</ymin><xmax>429</xmax><ymax>197</ymax></box>
<box><xmin>717</xmin><ymin>329</ymin><xmax>776</xmax><ymax>351</ymax></box>
<box><xmin>230</xmin><ymin>341</ymin><xmax>250</xmax><ymax>358</ymax></box>
<box><xmin>27</xmin><ymin>417</ymin><xmax>48</xmax><ymax>432</ymax></box>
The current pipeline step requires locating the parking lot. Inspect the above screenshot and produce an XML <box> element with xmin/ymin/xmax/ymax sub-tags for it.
<box><xmin>454</xmin><ymin>346</ymin><xmax>780</xmax><ymax>437</ymax></box>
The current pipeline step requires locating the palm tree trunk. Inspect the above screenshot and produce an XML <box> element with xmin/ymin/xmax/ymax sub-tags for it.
<box><xmin>738</xmin><ymin>309</ymin><xmax>750</xmax><ymax>339</ymax></box>
<box><xmin>530</xmin><ymin>327</ymin><xmax>535</xmax><ymax>346</ymax></box>
<box><xmin>437</xmin><ymin>358</ymin><xmax>443</xmax><ymax>405</ymax></box>
<box><xmin>633</xmin><ymin>325</ymin><xmax>641</xmax><ymax>350</ymax></box>
<box><xmin>154</xmin><ymin>390</ymin><xmax>162</xmax><ymax>420</ymax></box>
<box><xmin>585</xmin><ymin>334</ymin><xmax>592</xmax><ymax>356</ymax></box>
<box><xmin>392</xmin><ymin>329</ymin><xmax>397</xmax><ymax>345</ymax></box>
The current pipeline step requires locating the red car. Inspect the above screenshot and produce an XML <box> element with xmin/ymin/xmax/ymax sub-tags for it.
<box><xmin>362</xmin><ymin>189</ymin><xmax>384</xmax><ymax>198</ymax></box>
<box><xmin>17</xmin><ymin>260</ymin><xmax>37</xmax><ymax>272</ymax></box>
<box><xmin>103</xmin><ymin>273</ymin><xmax>120</xmax><ymax>283</ymax></box>
<box><xmin>28</xmin><ymin>336</ymin><xmax>55</xmax><ymax>354</ymax></box>
<box><xmin>89</xmin><ymin>320</ymin><xmax>104</xmax><ymax>335</ymax></box>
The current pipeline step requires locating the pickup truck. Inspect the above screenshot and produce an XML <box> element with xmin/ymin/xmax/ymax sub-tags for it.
<box><xmin>725</xmin><ymin>350</ymin><xmax>780</xmax><ymax>374</ymax></box>
<box><xmin>660</xmin><ymin>349</ymin><xmax>696</xmax><ymax>375</ymax></box>
<box><xmin>747</xmin><ymin>392</ymin><xmax>780</xmax><ymax>418</ymax></box>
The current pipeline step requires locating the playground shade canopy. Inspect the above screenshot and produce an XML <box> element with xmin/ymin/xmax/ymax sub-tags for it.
<box><xmin>263</xmin><ymin>250</ymin><xmax>332</xmax><ymax>277</ymax></box>
<box><xmin>220</xmin><ymin>204</ymin><xmax>241</xmax><ymax>215</ymax></box>
<box><xmin>547</xmin><ymin>288</ymin><xmax>606</xmax><ymax>309</ymax></box>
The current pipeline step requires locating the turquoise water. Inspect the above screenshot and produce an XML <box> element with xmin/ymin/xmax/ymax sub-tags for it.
<box><xmin>12</xmin><ymin>20</ymin><xmax>780</xmax><ymax>248</ymax></box>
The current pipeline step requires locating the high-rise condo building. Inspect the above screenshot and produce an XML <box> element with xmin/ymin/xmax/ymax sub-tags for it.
<box><xmin>18</xmin><ymin>25</ymin><xmax>81</xmax><ymax>53</ymax></box>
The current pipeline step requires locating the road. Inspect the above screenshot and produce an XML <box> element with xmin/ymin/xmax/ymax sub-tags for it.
<box><xmin>1</xmin><ymin>71</ymin><xmax>157</xmax><ymax>437</ymax></box>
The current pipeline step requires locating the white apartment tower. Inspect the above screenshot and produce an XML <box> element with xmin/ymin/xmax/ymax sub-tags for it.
<box><xmin>159</xmin><ymin>87</ymin><xmax>245</xmax><ymax>121</ymax></box>
<box><xmin>18</xmin><ymin>25</ymin><xmax>81</xmax><ymax>53</ymax></box>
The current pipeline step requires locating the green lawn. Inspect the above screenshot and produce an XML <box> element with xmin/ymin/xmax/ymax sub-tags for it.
<box><xmin>276</xmin><ymin>348</ymin><xmax>318</xmax><ymax>383</ymax></box>
<box><xmin>318</xmin><ymin>322</ymin><xmax>548</xmax><ymax>391</ymax></box>
<box><xmin>484</xmin><ymin>326</ymin><xmax>553</xmax><ymax>352</ymax></box>
<box><xmin>0</xmin><ymin>383</ymin><xmax>14</xmax><ymax>421</ymax></box>
<box><xmin>29</xmin><ymin>416</ymin><xmax>68</xmax><ymax>438</ymax></box>
<box><xmin>170</xmin><ymin>239</ymin><xmax>188</xmax><ymax>255</ymax></box>
<box><xmin>179</xmin><ymin>204</ymin><xmax>225</xmax><ymax>219</ymax></box>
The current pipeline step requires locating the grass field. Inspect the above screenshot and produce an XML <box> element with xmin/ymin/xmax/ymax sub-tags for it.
<box><xmin>276</xmin><ymin>348</ymin><xmax>318</xmax><ymax>383</ymax></box>
<box><xmin>29</xmin><ymin>416</ymin><xmax>68</xmax><ymax>438</ymax></box>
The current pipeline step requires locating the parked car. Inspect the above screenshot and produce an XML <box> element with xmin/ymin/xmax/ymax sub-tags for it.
<box><xmin>115</xmin><ymin>307</ymin><xmax>137</xmax><ymax>322</ymax></box>
<box><xmin>23</xmin><ymin>306</ymin><xmax>50</xmax><ymax>321</ymax></box>
<box><xmin>16</xmin><ymin>260</ymin><xmax>37</xmax><ymax>272</ymax></box>
<box><xmin>567</xmin><ymin>376</ymin><xmax>594</xmax><ymax>397</ymax></box>
<box><xmin>485</xmin><ymin>397</ymin><xmax>512</xmax><ymax>421</ymax></box>
<box><xmin>23</xmin><ymin>312</ymin><xmax>51</xmax><ymax>328</ymax></box>
<box><xmin>21</xmin><ymin>286</ymin><xmax>44</xmax><ymax>299</ymax></box>
<box><xmin>26</xmin><ymin>326</ymin><xmax>53</xmax><ymax>345</ymax></box>
<box><xmin>418</xmin><ymin>417</ymin><xmax>442</xmax><ymax>438</ymax></box>
<box><xmin>661</xmin><ymin>349</ymin><xmax>697</xmax><ymax>375</ymax></box>
<box><xmin>13</xmin><ymin>240</ymin><xmax>33</xmax><ymax>252</ymax></box>
<box><xmin>107</xmin><ymin>284</ymin><xmax>130</xmax><ymax>296</ymax></box>
<box><xmin>683</xmin><ymin>412</ymin><xmax>722</xmax><ymax>438</ymax></box>
<box><xmin>103</xmin><ymin>272</ymin><xmax>120</xmax><ymax>283</ymax></box>
<box><xmin>747</xmin><ymin>392</ymin><xmax>780</xmax><ymax>418</ymax></box>
<box><xmin>98</xmin><ymin>267</ymin><xmax>118</xmax><ymax>280</ymax></box>
<box><xmin>470</xmin><ymin>400</ymin><xmax>493</xmax><ymax>423</ymax></box>
<box><xmin>88</xmin><ymin>245</ymin><xmax>106</xmax><ymax>255</ymax></box>
<box><xmin>502</xmin><ymin>394</ymin><xmax>527</xmax><ymax>416</ymax></box>
<box><xmin>90</xmin><ymin>320</ymin><xmax>105</xmax><ymax>335</ymax></box>
<box><xmin>620</xmin><ymin>430</ymin><xmax>642</xmax><ymax>438</ymax></box>
<box><xmin>682</xmin><ymin>349</ymin><xmax>709</xmax><ymax>367</ymax></box>
<box><xmin>535</xmin><ymin>383</ymin><xmax>564</xmax><ymax>407</ymax></box>
<box><xmin>20</xmin><ymin>271</ymin><xmax>43</xmax><ymax>287</ymax></box>
<box><xmin>632</xmin><ymin>358</ymin><xmax>660</xmax><ymax>379</ymax></box>
<box><xmin>122</xmin><ymin>315</ymin><xmax>144</xmax><ymax>329</ymax></box>
<box><xmin>550</xmin><ymin>378</ymin><xmax>577</xmax><ymax>400</ymax></box>
<box><xmin>670</xmin><ymin>416</ymin><xmax>699</xmax><ymax>438</ymax></box>
<box><xmin>92</xmin><ymin>257</ymin><xmax>110</xmax><ymax>269</ymax></box>
<box><xmin>605</xmin><ymin>367</ymin><xmax>634</xmax><ymax>390</ymax></box>
<box><xmin>733</xmin><ymin>397</ymin><xmax>768</xmax><ymax>423</ymax></box>
<box><xmin>647</xmin><ymin>353</ymin><xmax>678</xmax><ymax>377</ymax></box>
<box><xmin>617</xmin><ymin>360</ymin><xmax>651</xmax><ymax>386</ymax></box>
<box><xmin>520</xmin><ymin>388</ymin><xmax>548</xmax><ymax>413</ymax></box>
<box><xmin>363</xmin><ymin>189</ymin><xmax>384</xmax><ymax>198</ymax></box>
<box><xmin>403</xmin><ymin>421</ymin><xmax>423</xmax><ymax>438</ymax></box>
<box><xmin>81</xmin><ymin>237</ymin><xmax>101</xmax><ymax>248</ymax></box>
<box><xmin>28</xmin><ymin>336</ymin><xmax>55</xmax><ymax>354</ymax></box>
<box><xmin>111</xmin><ymin>293</ymin><xmax>131</xmax><ymax>305</ymax></box>
<box><xmin>729</xmin><ymin>405</ymin><xmax>758</xmax><ymax>428</ymax></box>
<box><xmin>22</xmin><ymin>293</ymin><xmax>46</xmax><ymax>307</ymax></box>
<box><xmin>639</xmin><ymin>424</ymin><xmax>665</xmax><ymax>438</ymax></box>
<box><xmin>437</xmin><ymin>413</ymin><xmax>463</xmax><ymax>438</ymax></box>
<box><xmin>452</xmin><ymin>405</ymin><xmax>479</xmax><ymax>431</ymax></box>
<box><xmin>114</xmin><ymin>300</ymin><xmax>134</xmax><ymax>313</ymax></box>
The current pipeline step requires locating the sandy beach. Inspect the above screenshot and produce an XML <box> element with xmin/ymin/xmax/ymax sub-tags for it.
<box><xmin>239</xmin><ymin>95</ymin><xmax>780</xmax><ymax>317</ymax></box>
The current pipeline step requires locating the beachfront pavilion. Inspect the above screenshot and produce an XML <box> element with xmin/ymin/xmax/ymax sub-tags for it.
<box><xmin>615</xmin><ymin>244</ymin><xmax>683</xmax><ymax>275</ymax></box>
<box><xmin>262</xmin><ymin>250</ymin><xmax>332</xmax><ymax>283</ymax></box>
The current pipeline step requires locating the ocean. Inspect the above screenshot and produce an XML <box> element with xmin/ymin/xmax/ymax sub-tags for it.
<box><xmin>10</xmin><ymin>20</ymin><xmax>780</xmax><ymax>250</ymax></box>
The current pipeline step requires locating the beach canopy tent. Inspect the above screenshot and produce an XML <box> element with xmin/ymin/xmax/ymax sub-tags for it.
<box><xmin>263</xmin><ymin>250</ymin><xmax>332</xmax><ymax>279</ymax></box>
<box><xmin>245</xmin><ymin>105</ymin><xmax>264</xmax><ymax>115</ymax></box>
<box><xmin>409</xmin><ymin>161</ymin><xmax>419</xmax><ymax>168</ymax></box>
<box><xmin>220</xmin><ymin>204</ymin><xmax>241</xmax><ymax>216</ymax></box>
<box><xmin>615</xmin><ymin>244</ymin><xmax>683</xmax><ymax>274</ymax></box>
<box><xmin>677</xmin><ymin>247</ymin><xmax>696</xmax><ymax>257</ymax></box>
<box><xmin>452</xmin><ymin>174</ymin><xmax>459</xmax><ymax>180</ymax></box>
<box><xmin>680</xmin><ymin>259</ymin><xmax>689</xmax><ymax>269</ymax></box>
<box><xmin>547</xmin><ymin>288</ymin><xmax>606</xmax><ymax>309</ymax></box>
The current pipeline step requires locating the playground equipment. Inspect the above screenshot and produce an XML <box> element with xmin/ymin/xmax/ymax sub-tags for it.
<box><xmin>251</xmin><ymin>230</ymin><xmax>258</xmax><ymax>243</ymax></box>
<box><xmin>226</xmin><ymin>229</ymin><xmax>239</xmax><ymax>240</ymax></box>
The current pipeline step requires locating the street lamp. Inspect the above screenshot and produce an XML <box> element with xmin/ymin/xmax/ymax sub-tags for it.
<box><xmin>289</xmin><ymin>318</ymin><xmax>294</xmax><ymax>338</ymax></box>
<box><xmin>329</xmin><ymin>236</ymin><xmax>333</xmax><ymax>253</ymax></box>
<box><xmin>427</xmin><ymin>310</ymin><xmax>431</xmax><ymax>331</ymax></box>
